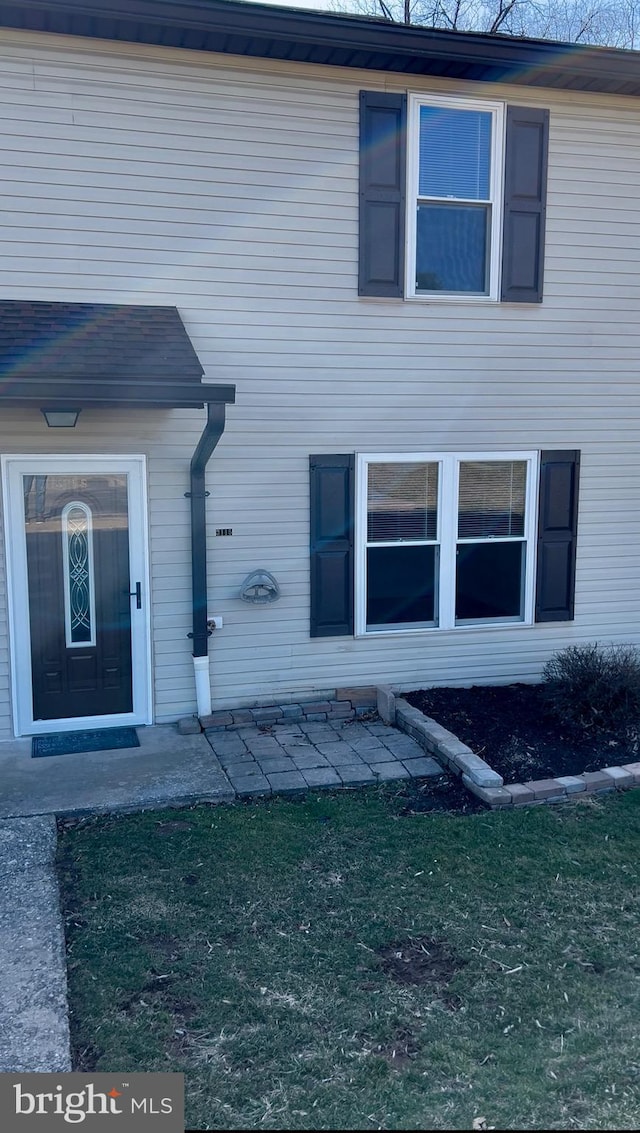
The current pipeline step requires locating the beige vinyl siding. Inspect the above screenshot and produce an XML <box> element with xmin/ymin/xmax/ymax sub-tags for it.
<box><xmin>0</xmin><ymin>29</ymin><xmax>639</xmax><ymax>730</ymax></box>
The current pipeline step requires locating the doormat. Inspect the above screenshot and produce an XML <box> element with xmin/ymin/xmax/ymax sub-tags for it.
<box><xmin>32</xmin><ymin>726</ymin><xmax>140</xmax><ymax>758</ymax></box>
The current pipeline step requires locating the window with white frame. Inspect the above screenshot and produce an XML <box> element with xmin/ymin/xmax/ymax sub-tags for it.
<box><xmin>407</xmin><ymin>95</ymin><xmax>504</xmax><ymax>300</ymax></box>
<box><xmin>358</xmin><ymin>453</ymin><xmax>537</xmax><ymax>633</ymax></box>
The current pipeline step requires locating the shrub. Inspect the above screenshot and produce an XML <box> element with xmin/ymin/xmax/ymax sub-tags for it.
<box><xmin>542</xmin><ymin>642</ymin><xmax>640</xmax><ymax>732</ymax></box>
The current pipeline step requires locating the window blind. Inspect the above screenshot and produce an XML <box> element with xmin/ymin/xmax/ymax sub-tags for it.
<box><xmin>368</xmin><ymin>462</ymin><xmax>438</xmax><ymax>542</ymax></box>
<box><xmin>419</xmin><ymin>106</ymin><xmax>492</xmax><ymax>201</ymax></box>
<box><xmin>458</xmin><ymin>460</ymin><xmax>526</xmax><ymax>539</ymax></box>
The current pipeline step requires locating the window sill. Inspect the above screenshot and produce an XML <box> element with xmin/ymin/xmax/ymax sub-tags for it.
<box><xmin>358</xmin><ymin>619</ymin><xmax>532</xmax><ymax>638</ymax></box>
<box><xmin>358</xmin><ymin>295</ymin><xmax>543</xmax><ymax>308</ymax></box>
<box><xmin>405</xmin><ymin>293</ymin><xmax>497</xmax><ymax>304</ymax></box>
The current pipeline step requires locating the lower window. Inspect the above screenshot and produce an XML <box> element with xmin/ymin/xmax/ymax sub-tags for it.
<box><xmin>358</xmin><ymin>452</ymin><xmax>537</xmax><ymax>633</ymax></box>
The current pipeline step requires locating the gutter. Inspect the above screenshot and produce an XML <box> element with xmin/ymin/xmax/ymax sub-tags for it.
<box><xmin>2</xmin><ymin>1</ymin><xmax>640</xmax><ymax>96</ymax></box>
<box><xmin>188</xmin><ymin>400</ymin><xmax>229</xmax><ymax>718</ymax></box>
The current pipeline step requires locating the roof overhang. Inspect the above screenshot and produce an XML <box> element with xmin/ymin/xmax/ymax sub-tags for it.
<box><xmin>0</xmin><ymin>301</ymin><xmax>236</xmax><ymax>410</ymax></box>
<box><xmin>0</xmin><ymin>0</ymin><xmax>639</xmax><ymax>97</ymax></box>
<box><xmin>0</xmin><ymin>379</ymin><xmax>236</xmax><ymax>409</ymax></box>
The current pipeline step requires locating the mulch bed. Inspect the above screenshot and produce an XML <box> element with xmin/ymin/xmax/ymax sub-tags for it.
<box><xmin>406</xmin><ymin>683</ymin><xmax>640</xmax><ymax>785</ymax></box>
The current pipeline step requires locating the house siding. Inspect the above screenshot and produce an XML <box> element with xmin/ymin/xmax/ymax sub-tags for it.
<box><xmin>0</xmin><ymin>28</ymin><xmax>639</xmax><ymax>733</ymax></box>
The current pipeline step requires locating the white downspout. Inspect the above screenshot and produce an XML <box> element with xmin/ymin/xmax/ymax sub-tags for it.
<box><xmin>192</xmin><ymin>655</ymin><xmax>212</xmax><ymax>718</ymax></box>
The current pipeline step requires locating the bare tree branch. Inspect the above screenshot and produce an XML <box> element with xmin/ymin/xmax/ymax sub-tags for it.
<box><xmin>328</xmin><ymin>0</ymin><xmax>640</xmax><ymax>48</ymax></box>
<box><xmin>489</xmin><ymin>0</ymin><xmax>519</xmax><ymax>33</ymax></box>
<box><xmin>451</xmin><ymin>0</ymin><xmax>464</xmax><ymax>30</ymax></box>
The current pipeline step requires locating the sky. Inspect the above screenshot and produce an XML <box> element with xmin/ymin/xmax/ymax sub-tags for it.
<box><xmin>247</xmin><ymin>0</ymin><xmax>339</xmax><ymax>10</ymax></box>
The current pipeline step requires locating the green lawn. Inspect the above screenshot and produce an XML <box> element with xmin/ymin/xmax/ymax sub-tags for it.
<box><xmin>57</xmin><ymin>783</ymin><xmax>640</xmax><ymax>1130</ymax></box>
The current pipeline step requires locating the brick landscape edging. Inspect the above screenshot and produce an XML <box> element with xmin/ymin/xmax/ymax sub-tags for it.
<box><xmin>182</xmin><ymin>680</ymin><xmax>640</xmax><ymax>809</ymax></box>
<box><xmin>178</xmin><ymin>687</ymin><xmax>378</xmax><ymax>735</ymax></box>
<box><xmin>384</xmin><ymin>687</ymin><xmax>640</xmax><ymax>809</ymax></box>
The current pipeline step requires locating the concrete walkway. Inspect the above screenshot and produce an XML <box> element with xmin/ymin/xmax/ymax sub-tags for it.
<box><xmin>0</xmin><ymin>718</ymin><xmax>443</xmax><ymax>1074</ymax></box>
<box><xmin>0</xmin><ymin>726</ymin><xmax>233</xmax><ymax>820</ymax></box>
<box><xmin>0</xmin><ymin>817</ymin><xmax>71</xmax><ymax>1072</ymax></box>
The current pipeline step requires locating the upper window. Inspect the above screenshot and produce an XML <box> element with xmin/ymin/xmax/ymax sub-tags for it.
<box><xmin>357</xmin><ymin>452</ymin><xmax>538</xmax><ymax>634</ymax></box>
<box><xmin>407</xmin><ymin>95</ymin><xmax>505</xmax><ymax>300</ymax></box>
<box><xmin>359</xmin><ymin>92</ymin><xmax>549</xmax><ymax>302</ymax></box>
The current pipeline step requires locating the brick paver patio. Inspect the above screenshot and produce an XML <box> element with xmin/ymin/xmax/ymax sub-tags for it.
<box><xmin>204</xmin><ymin>717</ymin><xmax>443</xmax><ymax>797</ymax></box>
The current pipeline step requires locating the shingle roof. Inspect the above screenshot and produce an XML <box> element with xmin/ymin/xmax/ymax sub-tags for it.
<box><xmin>0</xmin><ymin>301</ymin><xmax>235</xmax><ymax>408</ymax></box>
<box><xmin>0</xmin><ymin>301</ymin><xmax>203</xmax><ymax>381</ymax></box>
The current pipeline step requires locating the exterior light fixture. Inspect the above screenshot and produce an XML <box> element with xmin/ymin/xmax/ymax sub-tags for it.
<box><xmin>41</xmin><ymin>409</ymin><xmax>81</xmax><ymax>428</ymax></box>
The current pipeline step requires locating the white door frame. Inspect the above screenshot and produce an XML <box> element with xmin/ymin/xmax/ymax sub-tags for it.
<box><xmin>2</xmin><ymin>454</ymin><xmax>153</xmax><ymax>736</ymax></box>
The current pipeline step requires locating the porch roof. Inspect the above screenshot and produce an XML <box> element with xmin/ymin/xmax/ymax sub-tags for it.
<box><xmin>0</xmin><ymin>301</ymin><xmax>235</xmax><ymax>409</ymax></box>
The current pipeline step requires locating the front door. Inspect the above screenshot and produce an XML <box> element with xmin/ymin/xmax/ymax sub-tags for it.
<box><xmin>3</xmin><ymin>456</ymin><xmax>152</xmax><ymax>735</ymax></box>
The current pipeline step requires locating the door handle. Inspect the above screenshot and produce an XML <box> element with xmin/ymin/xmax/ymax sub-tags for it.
<box><xmin>129</xmin><ymin>582</ymin><xmax>142</xmax><ymax>609</ymax></box>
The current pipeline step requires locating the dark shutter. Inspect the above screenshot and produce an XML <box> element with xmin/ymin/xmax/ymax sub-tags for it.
<box><xmin>501</xmin><ymin>106</ymin><xmax>549</xmax><ymax>303</ymax></box>
<box><xmin>310</xmin><ymin>454</ymin><xmax>354</xmax><ymax>637</ymax></box>
<box><xmin>359</xmin><ymin>91</ymin><xmax>406</xmax><ymax>297</ymax></box>
<box><xmin>535</xmin><ymin>450</ymin><xmax>580</xmax><ymax>622</ymax></box>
